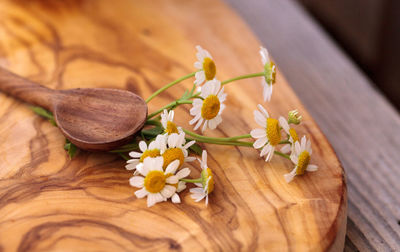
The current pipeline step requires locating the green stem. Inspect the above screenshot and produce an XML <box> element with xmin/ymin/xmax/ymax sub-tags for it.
<box><xmin>187</xmin><ymin>137</ymin><xmax>253</xmax><ymax>147</ymax></box>
<box><xmin>146</xmin><ymin>72</ymin><xmax>196</xmax><ymax>103</ymax></box>
<box><xmin>274</xmin><ymin>151</ymin><xmax>291</xmax><ymax>160</ymax></box>
<box><xmin>181</xmin><ymin>178</ymin><xmax>202</xmax><ymax>183</ymax></box>
<box><xmin>279</xmin><ymin>140</ymin><xmax>291</xmax><ymax>145</ymax></box>
<box><xmin>221</xmin><ymin>72</ymin><xmax>264</xmax><ymax>86</ymax></box>
<box><xmin>183</xmin><ymin>129</ymin><xmax>251</xmax><ymax>142</ymax></box>
<box><xmin>147</xmin><ymin>100</ymin><xmax>193</xmax><ymax>119</ymax></box>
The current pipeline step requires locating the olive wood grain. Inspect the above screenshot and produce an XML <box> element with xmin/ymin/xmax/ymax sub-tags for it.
<box><xmin>0</xmin><ymin>67</ymin><xmax>148</xmax><ymax>151</ymax></box>
<box><xmin>0</xmin><ymin>0</ymin><xmax>346</xmax><ymax>251</ymax></box>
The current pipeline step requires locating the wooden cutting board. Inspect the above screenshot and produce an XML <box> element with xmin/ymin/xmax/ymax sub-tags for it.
<box><xmin>0</xmin><ymin>0</ymin><xmax>346</xmax><ymax>251</ymax></box>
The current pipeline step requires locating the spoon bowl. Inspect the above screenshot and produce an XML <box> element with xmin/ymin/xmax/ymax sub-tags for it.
<box><xmin>0</xmin><ymin>67</ymin><xmax>148</xmax><ymax>151</ymax></box>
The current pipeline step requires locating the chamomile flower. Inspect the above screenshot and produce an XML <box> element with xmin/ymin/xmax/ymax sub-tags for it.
<box><xmin>190</xmin><ymin>150</ymin><xmax>214</xmax><ymax>206</ymax></box>
<box><xmin>259</xmin><ymin>47</ymin><xmax>276</xmax><ymax>102</ymax></box>
<box><xmin>130</xmin><ymin>157</ymin><xmax>181</xmax><ymax>207</ymax></box>
<box><xmin>161</xmin><ymin>109</ymin><xmax>181</xmax><ymax>135</ymax></box>
<box><xmin>189</xmin><ymin>80</ymin><xmax>227</xmax><ymax>132</ymax></box>
<box><xmin>250</xmin><ymin>104</ymin><xmax>282</xmax><ymax>162</ymax></box>
<box><xmin>284</xmin><ymin>136</ymin><xmax>318</xmax><ymax>183</ymax></box>
<box><xmin>125</xmin><ymin>134</ymin><xmax>166</xmax><ymax>171</ymax></box>
<box><xmin>194</xmin><ymin>45</ymin><xmax>216</xmax><ymax>86</ymax></box>
<box><xmin>279</xmin><ymin>116</ymin><xmax>299</xmax><ymax>154</ymax></box>
<box><xmin>162</xmin><ymin>132</ymin><xmax>196</xmax><ymax>169</ymax></box>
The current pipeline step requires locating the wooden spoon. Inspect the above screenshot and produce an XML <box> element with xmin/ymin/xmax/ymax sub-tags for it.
<box><xmin>0</xmin><ymin>67</ymin><xmax>148</xmax><ymax>151</ymax></box>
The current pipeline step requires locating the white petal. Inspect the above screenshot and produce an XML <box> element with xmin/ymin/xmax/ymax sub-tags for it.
<box><xmin>129</xmin><ymin>151</ymin><xmax>142</xmax><ymax>158</ymax></box>
<box><xmin>125</xmin><ymin>162</ymin><xmax>138</xmax><ymax>170</ymax></box>
<box><xmin>189</xmin><ymin>113</ymin><xmax>201</xmax><ymax>125</ymax></box>
<box><xmin>290</xmin><ymin>154</ymin><xmax>298</xmax><ymax>164</ymax></box>
<box><xmin>165</xmin><ymin>160</ymin><xmax>180</xmax><ymax>174</ymax></box>
<box><xmin>129</xmin><ymin>176</ymin><xmax>144</xmax><ymax>188</ymax></box>
<box><xmin>201</xmin><ymin>150</ymin><xmax>208</xmax><ymax>165</ymax></box>
<box><xmin>218</xmin><ymin>91</ymin><xmax>227</xmax><ymax>102</ymax></box>
<box><xmin>177</xmin><ymin>181</ymin><xmax>186</xmax><ymax>192</ymax></box>
<box><xmin>134</xmin><ymin>188</ymin><xmax>148</xmax><ymax>198</ymax></box>
<box><xmin>280</xmin><ymin>144</ymin><xmax>291</xmax><ymax>154</ymax></box>
<box><xmin>294</xmin><ymin>141</ymin><xmax>301</xmax><ymax>154</ymax></box>
<box><xmin>208</xmin><ymin>118</ymin><xmax>218</xmax><ymax>129</ymax></box>
<box><xmin>250</xmin><ymin>128</ymin><xmax>266</xmax><ymax>138</ymax></box>
<box><xmin>201</xmin><ymin>81</ymin><xmax>213</xmax><ymax>97</ymax></box>
<box><xmin>279</xmin><ymin>117</ymin><xmax>290</xmax><ymax>133</ymax></box>
<box><xmin>171</xmin><ymin>193</ymin><xmax>181</xmax><ymax>203</ymax></box>
<box><xmin>284</xmin><ymin>168</ymin><xmax>297</xmax><ymax>183</ymax></box>
<box><xmin>136</xmin><ymin>163</ymin><xmax>145</xmax><ymax>175</ymax></box>
<box><xmin>257</xmin><ymin>104</ymin><xmax>269</xmax><ymax>118</ymax></box>
<box><xmin>194</xmin><ymin>71</ymin><xmax>205</xmax><ymax>85</ymax></box>
<box><xmin>139</xmin><ymin>141</ymin><xmax>147</xmax><ymax>152</ymax></box>
<box><xmin>194</xmin><ymin>61</ymin><xmax>202</xmax><ymax>69</ymax></box>
<box><xmin>300</xmin><ymin>136</ymin><xmax>307</xmax><ymax>150</ymax></box>
<box><xmin>168</xmin><ymin>133</ymin><xmax>179</xmax><ymax>148</ymax></box>
<box><xmin>306</xmin><ymin>164</ymin><xmax>318</xmax><ymax>172</ymax></box>
<box><xmin>201</xmin><ymin>120</ymin><xmax>208</xmax><ymax>132</ymax></box>
<box><xmin>153</xmin><ymin>156</ymin><xmax>164</xmax><ymax>171</ymax></box>
<box><xmin>254</xmin><ymin>110</ymin><xmax>267</xmax><ymax>127</ymax></box>
<box><xmin>260</xmin><ymin>144</ymin><xmax>270</xmax><ymax>157</ymax></box>
<box><xmin>177</xmin><ymin>132</ymin><xmax>186</xmax><ymax>146</ymax></box>
<box><xmin>161</xmin><ymin>185</ymin><xmax>176</xmax><ymax>198</ymax></box>
<box><xmin>193</xmin><ymin>118</ymin><xmax>204</xmax><ymax>131</ymax></box>
<box><xmin>265</xmin><ymin>146</ymin><xmax>275</xmax><ymax>162</ymax></box>
<box><xmin>166</xmin><ymin>175</ymin><xmax>179</xmax><ymax>184</ymax></box>
<box><xmin>185</xmin><ymin>156</ymin><xmax>196</xmax><ymax>162</ymax></box>
<box><xmin>259</xmin><ymin>47</ymin><xmax>270</xmax><ymax>65</ymax></box>
<box><xmin>184</xmin><ymin>140</ymin><xmax>196</xmax><ymax>149</ymax></box>
<box><xmin>219</xmin><ymin>104</ymin><xmax>226</xmax><ymax>113</ymax></box>
<box><xmin>253</xmin><ymin>137</ymin><xmax>268</xmax><ymax>149</ymax></box>
<box><xmin>176</xmin><ymin>167</ymin><xmax>191</xmax><ymax>179</ymax></box>
<box><xmin>263</xmin><ymin>82</ymin><xmax>273</xmax><ymax>102</ymax></box>
<box><xmin>147</xmin><ymin>193</ymin><xmax>161</xmax><ymax>207</ymax></box>
<box><xmin>306</xmin><ymin>139</ymin><xmax>312</xmax><ymax>154</ymax></box>
<box><xmin>168</xmin><ymin>110</ymin><xmax>174</xmax><ymax>121</ymax></box>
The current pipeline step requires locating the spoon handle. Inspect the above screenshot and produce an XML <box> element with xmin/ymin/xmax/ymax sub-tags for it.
<box><xmin>0</xmin><ymin>67</ymin><xmax>56</xmax><ymax>111</ymax></box>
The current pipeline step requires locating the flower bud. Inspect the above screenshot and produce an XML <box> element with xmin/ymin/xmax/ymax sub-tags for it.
<box><xmin>288</xmin><ymin>109</ymin><xmax>302</xmax><ymax>125</ymax></box>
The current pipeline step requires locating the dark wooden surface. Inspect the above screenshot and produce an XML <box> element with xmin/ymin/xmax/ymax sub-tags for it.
<box><xmin>225</xmin><ymin>0</ymin><xmax>400</xmax><ymax>251</ymax></box>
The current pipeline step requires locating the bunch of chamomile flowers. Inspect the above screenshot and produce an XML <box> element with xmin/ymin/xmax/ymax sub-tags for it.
<box><xmin>123</xmin><ymin>46</ymin><xmax>318</xmax><ymax>207</ymax></box>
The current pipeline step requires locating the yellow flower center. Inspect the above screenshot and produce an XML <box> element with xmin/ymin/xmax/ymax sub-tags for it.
<box><xmin>201</xmin><ymin>95</ymin><xmax>220</xmax><ymax>120</ymax></box>
<box><xmin>144</xmin><ymin>170</ymin><xmax>166</xmax><ymax>193</ymax></box>
<box><xmin>266</xmin><ymin>118</ymin><xmax>281</xmax><ymax>146</ymax></box>
<box><xmin>162</xmin><ymin>148</ymin><xmax>184</xmax><ymax>169</ymax></box>
<box><xmin>289</xmin><ymin>128</ymin><xmax>299</xmax><ymax>142</ymax></box>
<box><xmin>201</xmin><ymin>168</ymin><xmax>214</xmax><ymax>194</ymax></box>
<box><xmin>165</xmin><ymin>121</ymin><xmax>179</xmax><ymax>135</ymax></box>
<box><xmin>296</xmin><ymin>151</ymin><xmax>310</xmax><ymax>175</ymax></box>
<box><xmin>203</xmin><ymin>57</ymin><xmax>216</xmax><ymax>80</ymax></box>
<box><xmin>139</xmin><ymin>149</ymin><xmax>161</xmax><ymax>162</ymax></box>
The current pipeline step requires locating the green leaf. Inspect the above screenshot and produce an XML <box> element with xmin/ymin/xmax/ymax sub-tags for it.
<box><xmin>64</xmin><ymin>139</ymin><xmax>78</xmax><ymax>159</ymax></box>
<box><xmin>118</xmin><ymin>153</ymin><xmax>130</xmax><ymax>161</ymax></box>
<box><xmin>180</xmin><ymin>90</ymin><xmax>191</xmax><ymax>100</ymax></box>
<box><xmin>141</xmin><ymin>126</ymin><xmax>163</xmax><ymax>137</ymax></box>
<box><xmin>31</xmin><ymin>106</ymin><xmax>57</xmax><ymax>126</ymax></box>
<box><xmin>188</xmin><ymin>142</ymin><xmax>202</xmax><ymax>156</ymax></box>
<box><xmin>109</xmin><ymin>143</ymin><xmax>139</xmax><ymax>153</ymax></box>
<box><xmin>31</xmin><ymin>106</ymin><xmax>53</xmax><ymax>119</ymax></box>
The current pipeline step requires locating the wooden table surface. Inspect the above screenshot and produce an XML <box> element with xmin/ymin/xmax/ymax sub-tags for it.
<box><xmin>225</xmin><ymin>0</ymin><xmax>400</xmax><ymax>251</ymax></box>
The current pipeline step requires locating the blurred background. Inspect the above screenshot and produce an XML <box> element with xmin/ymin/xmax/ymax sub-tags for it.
<box><xmin>298</xmin><ymin>0</ymin><xmax>400</xmax><ymax>110</ymax></box>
